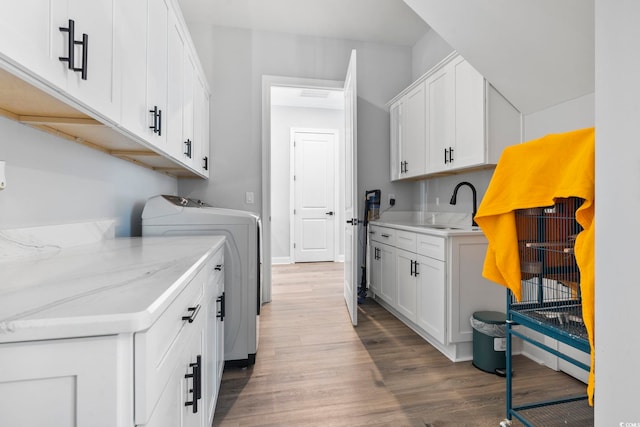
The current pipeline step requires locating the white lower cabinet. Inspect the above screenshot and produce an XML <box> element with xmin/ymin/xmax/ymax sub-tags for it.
<box><xmin>396</xmin><ymin>248</ymin><xmax>417</xmax><ymax>322</ymax></box>
<box><xmin>0</xmin><ymin>244</ymin><xmax>225</xmax><ymax>427</ymax></box>
<box><xmin>0</xmin><ymin>335</ymin><xmax>131</xmax><ymax>427</ymax></box>
<box><xmin>136</xmin><ymin>248</ymin><xmax>224</xmax><ymax>427</ymax></box>
<box><xmin>416</xmin><ymin>254</ymin><xmax>446</xmax><ymax>344</ymax></box>
<box><xmin>367</xmin><ymin>224</ymin><xmax>504</xmax><ymax>361</ymax></box>
<box><xmin>143</xmin><ymin>310</ymin><xmax>206</xmax><ymax>427</ymax></box>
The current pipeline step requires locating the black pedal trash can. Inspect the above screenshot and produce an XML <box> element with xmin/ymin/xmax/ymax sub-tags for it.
<box><xmin>471</xmin><ymin>311</ymin><xmax>506</xmax><ymax>376</ymax></box>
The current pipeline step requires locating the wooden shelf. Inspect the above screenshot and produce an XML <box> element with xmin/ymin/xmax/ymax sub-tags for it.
<box><xmin>0</xmin><ymin>66</ymin><xmax>204</xmax><ymax>178</ymax></box>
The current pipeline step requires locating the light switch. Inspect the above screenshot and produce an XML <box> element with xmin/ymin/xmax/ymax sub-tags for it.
<box><xmin>245</xmin><ymin>191</ymin><xmax>254</xmax><ymax>204</ymax></box>
<box><xmin>0</xmin><ymin>160</ymin><xmax>6</xmax><ymax>190</ymax></box>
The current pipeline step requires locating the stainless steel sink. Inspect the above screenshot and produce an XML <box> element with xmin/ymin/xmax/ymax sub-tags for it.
<box><xmin>416</xmin><ymin>224</ymin><xmax>481</xmax><ymax>231</ymax></box>
<box><xmin>416</xmin><ymin>224</ymin><xmax>462</xmax><ymax>230</ymax></box>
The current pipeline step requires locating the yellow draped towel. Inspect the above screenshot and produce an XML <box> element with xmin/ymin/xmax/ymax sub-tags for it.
<box><xmin>474</xmin><ymin>127</ymin><xmax>595</xmax><ymax>405</ymax></box>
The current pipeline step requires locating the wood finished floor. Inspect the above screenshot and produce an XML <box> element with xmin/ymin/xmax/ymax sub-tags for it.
<box><xmin>213</xmin><ymin>262</ymin><xmax>590</xmax><ymax>427</ymax></box>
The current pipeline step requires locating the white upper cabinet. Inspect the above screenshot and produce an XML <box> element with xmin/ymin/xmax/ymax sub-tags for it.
<box><xmin>398</xmin><ymin>82</ymin><xmax>427</xmax><ymax>179</ymax></box>
<box><xmin>425</xmin><ymin>63</ymin><xmax>455</xmax><ymax>173</ymax></box>
<box><xmin>63</xmin><ymin>0</ymin><xmax>120</xmax><ymax>121</ymax></box>
<box><xmin>0</xmin><ymin>0</ymin><xmax>119</xmax><ymax>121</ymax></box>
<box><xmin>194</xmin><ymin>73</ymin><xmax>211</xmax><ymax>177</ymax></box>
<box><xmin>389</xmin><ymin>101</ymin><xmax>401</xmax><ymax>181</ymax></box>
<box><xmin>389</xmin><ymin>53</ymin><xmax>521</xmax><ymax>180</ymax></box>
<box><xmin>181</xmin><ymin>49</ymin><xmax>196</xmax><ymax>168</ymax></box>
<box><xmin>118</xmin><ymin>0</ymin><xmax>150</xmax><ymax>140</ymax></box>
<box><xmin>0</xmin><ymin>0</ymin><xmax>211</xmax><ymax>178</ymax></box>
<box><xmin>145</xmin><ymin>0</ymin><xmax>170</xmax><ymax>149</ymax></box>
<box><xmin>0</xmin><ymin>1</ymin><xmax>68</xmax><ymax>88</ymax></box>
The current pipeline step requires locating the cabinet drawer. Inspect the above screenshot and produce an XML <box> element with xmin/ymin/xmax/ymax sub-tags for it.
<box><xmin>395</xmin><ymin>230</ymin><xmax>417</xmax><ymax>252</ymax></box>
<box><xmin>417</xmin><ymin>234</ymin><xmax>446</xmax><ymax>260</ymax></box>
<box><xmin>369</xmin><ymin>225</ymin><xmax>395</xmax><ymax>245</ymax></box>
<box><xmin>134</xmin><ymin>264</ymin><xmax>208</xmax><ymax>424</ymax></box>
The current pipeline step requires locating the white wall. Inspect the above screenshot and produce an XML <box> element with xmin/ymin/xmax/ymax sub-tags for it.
<box><xmin>177</xmin><ymin>25</ymin><xmax>417</xmax><ymax>275</ymax></box>
<box><xmin>270</xmin><ymin>105</ymin><xmax>344</xmax><ymax>262</ymax></box>
<box><xmin>411</xmin><ymin>28</ymin><xmax>454</xmax><ymax>81</ymax></box>
<box><xmin>0</xmin><ymin>117</ymin><xmax>178</xmax><ymax>236</ymax></box>
<box><xmin>595</xmin><ymin>1</ymin><xmax>640</xmax><ymax>422</ymax></box>
<box><xmin>524</xmin><ymin>93</ymin><xmax>595</xmax><ymax>141</ymax></box>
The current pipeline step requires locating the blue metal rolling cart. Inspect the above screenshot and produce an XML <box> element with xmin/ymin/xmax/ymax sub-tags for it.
<box><xmin>501</xmin><ymin>198</ymin><xmax>593</xmax><ymax>426</ymax></box>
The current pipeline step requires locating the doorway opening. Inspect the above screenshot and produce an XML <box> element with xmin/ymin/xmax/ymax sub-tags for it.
<box><xmin>261</xmin><ymin>76</ymin><xmax>345</xmax><ymax>302</ymax></box>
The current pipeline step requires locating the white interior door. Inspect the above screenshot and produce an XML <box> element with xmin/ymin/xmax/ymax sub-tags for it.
<box><xmin>343</xmin><ymin>49</ymin><xmax>358</xmax><ymax>326</ymax></box>
<box><xmin>293</xmin><ymin>130</ymin><xmax>336</xmax><ymax>262</ymax></box>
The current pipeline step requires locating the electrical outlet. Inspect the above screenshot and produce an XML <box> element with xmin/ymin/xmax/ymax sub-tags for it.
<box><xmin>245</xmin><ymin>191</ymin><xmax>254</xmax><ymax>204</ymax></box>
<box><xmin>388</xmin><ymin>193</ymin><xmax>395</xmax><ymax>206</ymax></box>
<box><xmin>0</xmin><ymin>160</ymin><xmax>5</xmax><ymax>190</ymax></box>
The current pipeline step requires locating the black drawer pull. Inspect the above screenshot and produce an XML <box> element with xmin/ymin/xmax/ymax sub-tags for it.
<box><xmin>203</xmin><ymin>156</ymin><xmax>208</xmax><ymax>171</ymax></box>
<box><xmin>217</xmin><ymin>292</ymin><xmax>225</xmax><ymax>321</ymax></box>
<box><xmin>184</xmin><ymin>139</ymin><xmax>192</xmax><ymax>158</ymax></box>
<box><xmin>58</xmin><ymin>19</ymin><xmax>75</xmax><ymax>69</ymax></box>
<box><xmin>381</xmin><ymin>234</ymin><xmax>390</xmax><ymax>238</ymax></box>
<box><xmin>73</xmin><ymin>32</ymin><xmax>88</xmax><ymax>80</ymax></box>
<box><xmin>181</xmin><ymin>304</ymin><xmax>201</xmax><ymax>323</ymax></box>
<box><xmin>214</xmin><ymin>264</ymin><xmax>223</xmax><ymax>271</ymax></box>
<box><xmin>149</xmin><ymin>106</ymin><xmax>162</xmax><ymax>135</ymax></box>
<box><xmin>184</xmin><ymin>355</ymin><xmax>201</xmax><ymax>413</ymax></box>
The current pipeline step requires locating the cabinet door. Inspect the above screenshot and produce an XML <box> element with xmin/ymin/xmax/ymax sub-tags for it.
<box><xmin>416</xmin><ymin>254</ymin><xmax>446</xmax><ymax>344</ymax></box>
<box><xmin>166</xmin><ymin>10</ymin><xmax>185</xmax><ymax>160</ymax></box>
<box><xmin>368</xmin><ymin>242</ymin><xmax>381</xmax><ymax>295</ymax></box>
<box><xmin>396</xmin><ymin>248</ymin><xmax>417</xmax><ymax>321</ymax></box>
<box><xmin>0</xmin><ymin>0</ymin><xmax>67</xmax><ymax>89</ymax></box>
<box><xmin>452</xmin><ymin>58</ymin><xmax>486</xmax><ymax>169</ymax></box>
<box><xmin>0</xmin><ymin>335</ymin><xmax>130</xmax><ymax>427</ymax></box>
<box><xmin>448</xmin><ymin>237</ymin><xmax>504</xmax><ymax>343</ymax></box>
<box><xmin>389</xmin><ymin>100</ymin><xmax>401</xmax><ymax>181</ymax></box>
<box><xmin>181</xmin><ymin>49</ymin><xmax>196</xmax><ymax>168</ymax></box>
<box><xmin>426</xmin><ymin>64</ymin><xmax>454</xmax><ymax>173</ymax></box>
<box><xmin>66</xmin><ymin>0</ymin><xmax>120</xmax><ymax>121</ymax></box>
<box><xmin>378</xmin><ymin>243</ymin><xmax>397</xmax><ymax>306</ymax></box>
<box><xmin>145</xmin><ymin>308</ymin><xmax>206</xmax><ymax>427</ymax></box>
<box><xmin>194</xmin><ymin>73</ymin><xmax>211</xmax><ymax>176</ymax></box>
<box><xmin>400</xmin><ymin>82</ymin><xmax>426</xmax><ymax>178</ymax></box>
<box><xmin>117</xmin><ymin>0</ymin><xmax>148</xmax><ymax>139</ymax></box>
<box><xmin>146</xmin><ymin>0</ymin><xmax>169</xmax><ymax>149</ymax></box>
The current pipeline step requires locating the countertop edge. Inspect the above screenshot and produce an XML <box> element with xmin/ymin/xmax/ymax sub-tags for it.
<box><xmin>0</xmin><ymin>236</ymin><xmax>225</xmax><ymax>344</ymax></box>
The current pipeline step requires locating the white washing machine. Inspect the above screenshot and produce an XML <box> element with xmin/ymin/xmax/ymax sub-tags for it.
<box><xmin>142</xmin><ymin>195</ymin><xmax>261</xmax><ymax>366</ymax></box>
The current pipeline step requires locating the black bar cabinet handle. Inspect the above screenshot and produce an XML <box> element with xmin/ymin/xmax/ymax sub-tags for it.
<box><xmin>414</xmin><ymin>261</ymin><xmax>419</xmax><ymax>276</ymax></box>
<box><xmin>181</xmin><ymin>304</ymin><xmax>201</xmax><ymax>323</ymax></box>
<box><xmin>449</xmin><ymin>147</ymin><xmax>454</xmax><ymax>162</ymax></box>
<box><xmin>73</xmin><ymin>32</ymin><xmax>88</xmax><ymax>80</ymax></box>
<box><xmin>203</xmin><ymin>156</ymin><xmax>208</xmax><ymax>170</ymax></box>
<box><xmin>184</xmin><ymin>355</ymin><xmax>201</xmax><ymax>413</ymax></box>
<box><xmin>149</xmin><ymin>106</ymin><xmax>158</xmax><ymax>133</ymax></box>
<box><xmin>217</xmin><ymin>292</ymin><xmax>225</xmax><ymax>321</ymax></box>
<box><xmin>184</xmin><ymin>139</ymin><xmax>192</xmax><ymax>158</ymax></box>
<box><xmin>59</xmin><ymin>19</ymin><xmax>75</xmax><ymax>69</ymax></box>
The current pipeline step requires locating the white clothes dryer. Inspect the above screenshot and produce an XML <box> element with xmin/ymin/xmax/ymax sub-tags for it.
<box><xmin>142</xmin><ymin>195</ymin><xmax>261</xmax><ymax>366</ymax></box>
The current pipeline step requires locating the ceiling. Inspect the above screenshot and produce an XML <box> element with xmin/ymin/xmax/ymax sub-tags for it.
<box><xmin>403</xmin><ymin>0</ymin><xmax>595</xmax><ymax>114</ymax></box>
<box><xmin>177</xmin><ymin>0</ymin><xmax>595</xmax><ymax>115</ymax></box>
<box><xmin>271</xmin><ymin>86</ymin><xmax>344</xmax><ymax>110</ymax></box>
<box><xmin>177</xmin><ymin>0</ymin><xmax>431</xmax><ymax>47</ymax></box>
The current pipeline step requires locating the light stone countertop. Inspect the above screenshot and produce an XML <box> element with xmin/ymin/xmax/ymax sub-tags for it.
<box><xmin>0</xmin><ymin>235</ymin><xmax>225</xmax><ymax>343</ymax></box>
<box><xmin>370</xmin><ymin>211</ymin><xmax>484</xmax><ymax>236</ymax></box>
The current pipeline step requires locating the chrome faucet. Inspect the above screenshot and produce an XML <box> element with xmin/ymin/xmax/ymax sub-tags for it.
<box><xmin>450</xmin><ymin>181</ymin><xmax>478</xmax><ymax>226</ymax></box>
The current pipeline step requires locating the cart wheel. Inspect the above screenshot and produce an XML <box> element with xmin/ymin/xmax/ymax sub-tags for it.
<box><xmin>499</xmin><ymin>420</ymin><xmax>512</xmax><ymax>427</ymax></box>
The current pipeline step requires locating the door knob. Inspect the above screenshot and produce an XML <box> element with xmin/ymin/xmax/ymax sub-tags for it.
<box><xmin>326</xmin><ymin>211</ymin><xmax>334</xmax><ymax>216</ymax></box>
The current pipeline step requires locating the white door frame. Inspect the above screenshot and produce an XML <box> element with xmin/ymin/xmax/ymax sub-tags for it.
<box><xmin>290</xmin><ymin>128</ymin><xmax>340</xmax><ymax>263</ymax></box>
<box><xmin>262</xmin><ymin>75</ymin><xmax>344</xmax><ymax>303</ymax></box>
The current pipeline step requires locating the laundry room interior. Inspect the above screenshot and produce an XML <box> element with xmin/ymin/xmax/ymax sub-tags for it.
<box><xmin>0</xmin><ymin>1</ymin><xmax>638</xmax><ymax>426</ymax></box>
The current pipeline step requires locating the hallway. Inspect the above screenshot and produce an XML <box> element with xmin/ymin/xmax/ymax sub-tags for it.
<box><xmin>213</xmin><ymin>262</ymin><xmax>587</xmax><ymax>426</ymax></box>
